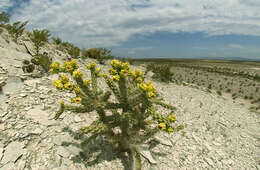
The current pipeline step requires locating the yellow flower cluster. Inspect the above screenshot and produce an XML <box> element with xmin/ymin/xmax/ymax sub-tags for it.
<box><xmin>72</xmin><ymin>70</ymin><xmax>83</xmax><ymax>79</ymax></box>
<box><xmin>167</xmin><ymin>113</ymin><xmax>176</xmax><ymax>122</ymax></box>
<box><xmin>158</xmin><ymin>123</ymin><xmax>166</xmax><ymax>130</ymax></box>
<box><xmin>86</xmin><ymin>62</ymin><xmax>96</xmax><ymax>70</ymax></box>
<box><xmin>84</xmin><ymin>79</ymin><xmax>91</xmax><ymax>86</ymax></box>
<box><xmin>50</xmin><ymin>62</ymin><xmax>61</xmax><ymax>73</ymax></box>
<box><xmin>53</xmin><ymin>79</ymin><xmax>63</xmax><ymax>90</ymax></box>
<box><xmin>60</xmin><ymin>74</ymin><xmax>69</xmax><ymax>84</ymax></box>
<box><xmin>64</xmin><ymin>82</ymin><xmax>73</xmax><ymax>90</ymax></box>
<box><xmin>64</xmin><ymin>59</ymin><xmax>79</xmax><ymax>73</ymax></box>
<box><xmin>112</xmin><ymin>75</ymin><xmax>120</xmax><ymax>82</ymax></box>
<box><xmin>131</xmin><ymin>69</ymin><xmax>143</xmax><ymax>78</ymax></box>
<box><xmin>74</xmin><ymin>86</ymin><xmax>81</xmax><ymax>94</ymax></box>
<box><xmin>53</xmin><ymin>74</ymin><xmax>74</xmax><ymax>91</ymax></box>
<box><xmin>71</xmin><ymin>97</ymin><xmax>82</xmax><ymax>104</ymax></box>
<box><xmin>95</xmin><ymin>67</ymin><xmax>102</xmax><ymax>77</ymax></box>
<box><xmin>110</xmin><ymin>59</ymin><xmax>129</xmax><ymax>70</ymax></box>
<box><xmin>109</xmin><ymin>68</ymin><xmax>117</xmax><ymax>75</ymax></box>
<box><xmin>158</xmin><ymin>122</ymin><xmax>174</xmax><ymax>132</ymax></box>
<box><xmin>138</xmin><ymin>81</ymin><xmax>156</xmax><ymax>97</ymax></box>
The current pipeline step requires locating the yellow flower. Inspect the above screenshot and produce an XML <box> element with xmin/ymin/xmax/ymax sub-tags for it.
<box><xmin>53</xmin><ymin>80</ymin><xmax>63</xmax><ymax>90</ymax></box>
<box><xmin>158</xmin><ymin>123</ymin><xmax>166</xmax><ymax>130</ymax></box>
<box><xmin>74</xmin><ymin>86</ymin><xmax>81</xmax><ymax>94</ymax></box>
<box><xmin>134</xmin><ymin>69</ymin><xmax>143</xmax><ymax>77</ymax></box>
<box><xmin>63</xmin><ymin>59</ymin><xmax>79</xmax><ymax>73</ymax></box>
<box><xmin>70</xmin><ymin>59</ymin><xmax>78</xmax><ymax>68</ymax></box>
<box><xmin>60</xmin><ymin>74</ymin><xmax>69</xmax><ymax>84</ymax></box>
<box><xmin>96</xmin><ymin>73</ymin><xmax>102</xmax><ymax>77</ymax></box>
<box><xmin>147</xmin><ymin>91</ymin><xmax>155</xmax><ymax>98</ymax></box>
<box><xmin>72</xmin><ymin>70</ymin><xmax>83</xmax><ymax>79</ymax></box>
<box><xmin>168</xmin><ymin>113</ymin><xmax>176</xmax><ymax>122</ymax></box>
<box><xmin>60</xmin><ymin>100</ymin><xmax>64</xmax><ymax>105</ymax></box>
<box><xmin>136</xmin><ymin>77</ymin><xmax>143</xmax><ymax>83</ymax></box>
<box><xmin>84</xmin><ymin>79</ymin><xmax>91</xmax><ymax>86</ymax></box>
<box><xmin>109</xmin><ymin>68</ymin><xmax>117</xmax><ymax>75</ymax></box>
<box><xmin>112</xmin><ymin>75</ymin><xmax>120</xmax><ymax>82</ymax></box>
<box><xmin>64</xmin><ymin>82</ymin><xmax>73</xmax><ymax>90</ymax></box>
<box><xmin>167</xmin><ymin>127</ymin><xmax>174</xmax><ymax>132</ymax></box>
<box><xmin>50</xmin><ymin>62</ymin><xmax>61</xmax><ymax>73</ymax></box>
<box><xmin>103</xmin><ymin>73</ymin><xmax>108</xmax><ymax>78</ymax></box>
<box><xmin>110</xmin><ymin>59</ymin><xmax>121</xmax><ymax>68</ymax></box>
<box><xmin>96</xmin><ymin>67</ymin><xmax>101</xmax><ymax>72</ymax></box>
<box><xmin>122</xmin><ymin>62</ymin><xmax>129</xmax><ymax>70</ymax></box>
<box><xmin>86</xmin><ymin>62</ymin><xmax>96</xmax><ymax>70</ymax></box>
<box><xmin>138</xmin><ymin>82</ymin><xmax>148</xmax><ymax>91</ymax></box>
<box><xmin>64</xmin><ymin>62</ymin><xmax>73</xmax><ymax>72</ymax></box>
<box><xmin>71</xmin><ymin>97</ymin><xmax>82</xmax><ymax>104</ymax></box>
<box><xmin>119</xmin><ymin>71</ymin><xmax>127</xmax><ymax>78</ymax></box>
<box><xmin>147</xmin><ymin>81</ymin><xmax>156</xmax><ymax>91</ymax></box>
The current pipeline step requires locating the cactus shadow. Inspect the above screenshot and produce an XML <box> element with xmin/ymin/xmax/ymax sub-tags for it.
<box><xmin>61</xmin><ymin>126</ymin><xmax>134</xmax><ymax>170</ymax></box>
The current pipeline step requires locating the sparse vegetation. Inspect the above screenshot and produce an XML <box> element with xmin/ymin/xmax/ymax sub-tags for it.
<box><xmin>60</xmin><ymin>41</ymin><xmax>80</xmax><ymax>59</ymax></box>
<box><xmin>0</xmin><ymin>11</ymin><xmax>10</xmax><ymax>26</ymax></box>
<box><xmin>6</xmin><ymin>21</ymin><xmax>28</xmax><ymax>42</ymax></box>
<box><xmin>30</xmin><ymin>29</ymin><xmax>51</xmax><ymax>55</ymax></box>
<box><xmin>31</xmin><ymin>54</ymin><xmax>52</xmax><ymax>73</ymax></box>
<box><xmin>145</xmin><ymin>63</ymin><xmax>174</xmax><ymax>82</ymax></box>
<box><xmin>82</xmin><ymin>48</ymin><xmax>113</xmax><ymax>64</ymax></box>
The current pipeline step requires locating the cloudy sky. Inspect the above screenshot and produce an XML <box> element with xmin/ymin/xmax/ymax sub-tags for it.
<box><xmin>1</xmin><ymin>0</ymin><xmax>260</xmax><ymax>60</ymax></box>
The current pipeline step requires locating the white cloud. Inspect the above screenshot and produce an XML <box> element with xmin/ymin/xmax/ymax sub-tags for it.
<box><xmin>228</xmin><ymin>44</ymin><xmax>245</xmax><ymax>49</ymax></box>
<box><xmin>127</xmin><ymin>46</ymin><xmax>152</xmax><ymax>55</ymax></box>
<box><xmin>0</xmin><ymin>0</ymin><xmax>13</xmax><ymax>11</ymax></box>
<box><xmin>10</xmin><ymin>0</ymin><xmax>260</xmax><ymax>48</ymax></box>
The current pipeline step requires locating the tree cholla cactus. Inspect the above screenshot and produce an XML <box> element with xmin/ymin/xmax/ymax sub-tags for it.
<box><xmin>50</xmin><ymin>59</ymin><xmax>177</xmax><ymax>169</ymax></box>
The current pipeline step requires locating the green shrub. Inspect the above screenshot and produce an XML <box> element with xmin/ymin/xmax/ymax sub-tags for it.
<box><xmin>31</xmin><ymin>54</ymin><xmax>52</xmax><ymax>73</ymax></box>
<box><xmin>60</xmin><ymin>42</ymin><xmax>80</xmax><ymax>58</ymax></box>
<box><xmin>50</xmin><ymin>59</ymin><xmax>178</xmax><ymax>169</ymax></box>
<box><xmin>0</xmin><ymin>12</ymin><xmax>10</xmax><ymax>26</ymax></box>
<box><xmin>145</xmin><ymin>63</ymin><xmax>174</xmax><ymax>82</ymax></box>
<box><xmin>82</xmin><ymin>48</ymin><xmax>113</xmax><ymax>64</ymax></box>
<box><xmin>52</xmin><ymin>36</ymin><xmax>62</xmax><ymax>45</ymax></box>
<box><xmin>6</xmin><ymin>21</ymin><xmax>28</xmax><ymax>42</ymax></box>
<box><xmin>30</xmin><ymin>29</ymin><xmax>50</xmax><ymax>55</ymax></box>
<box><xmin>0</xmin><ymin>28</ymin><xmax>3</xmax><ymax>34</ymax></box>
<box><xmin>217</xmin><ymin>90</ymin><xmax>222</xmax><ymax>96</ymax></box>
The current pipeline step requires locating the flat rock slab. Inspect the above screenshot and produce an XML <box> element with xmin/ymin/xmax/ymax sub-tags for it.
<box><xmin>26</xmin><ymin>107</ymin><xmax>56</xmax><ymax>126</ymax></box>
<box><xmin>52</xmin><ymin>134</ymin><xmax>75</xmax><ymax>146</ymax></box>
<box><xmin>1</xmin><ymin>141</ymin><xmax>25</xmax><ymax>164</ymax></box>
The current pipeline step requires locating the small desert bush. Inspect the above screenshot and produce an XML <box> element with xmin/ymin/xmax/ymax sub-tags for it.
<box><xmin>82</xmin><ymin>48</ymin><xmax>113</xmax><ymax>64</ymax></box>
<box><xmin>52</xmin><ymin>36</ymin><xmax>62</xmax><ymax>45</ymax></box>
<box><xmin>50</xmin><ymin>59</ymin><xmax>178</xmax><ymax>169</ymax></box>
<box><xmin>60</xmin><ymin>42</ymin><xmax>80</xmax><ymax>58</ymax></box>
<box><xmin>30</xmin><ymin>29</ymin><xmax>50</xmax><ymax>55</ymax></box>
<box><xmin>6</xmin><ymin>21</ymin><xmax>28</xmax><ymax>42</ymax></box>
<box><xmin>31</xmin><ymin>54</ymin><xmax>52</xmax><ymax>73</ymax></box>
<box><xmin>0</xmin><ymin>12</ymin><xmax>10</xmax><ymax>26</ymax></box>
<box><xmin>145</xmin><ymin>63</ymin><xmax>174</xmax><ymax>82</ymax></box>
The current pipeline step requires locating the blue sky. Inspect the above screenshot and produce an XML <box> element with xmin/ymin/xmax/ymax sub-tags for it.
<box><xmin>1</xmin><ymin>0</ymin><xmax>260</xmax><ymax>60</ymax></box>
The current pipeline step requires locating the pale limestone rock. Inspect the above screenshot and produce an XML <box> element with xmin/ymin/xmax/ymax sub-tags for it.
<box><xmin>1</xmin><ymin>141</ymin><xmax>25</xmax><ymax>164</ymax></box>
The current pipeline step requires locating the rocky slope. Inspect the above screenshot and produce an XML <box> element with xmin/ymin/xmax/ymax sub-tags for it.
<box><xmin>0</xmin><ymin>31</ymin><xmax>259</xmax><ymax>170</ymax></box>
